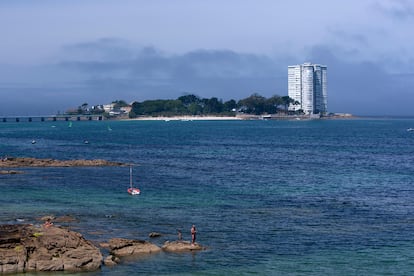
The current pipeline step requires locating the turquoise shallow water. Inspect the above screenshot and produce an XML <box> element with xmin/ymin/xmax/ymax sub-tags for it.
<box><xmin>1</xmin><ymin>118</ymin><xmax>414</xmax><ymax>275</ymax></box>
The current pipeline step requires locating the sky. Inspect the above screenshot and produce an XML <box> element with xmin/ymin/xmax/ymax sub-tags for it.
<box><xmin>1</xmin><ymin>0</ymin><xmax>414</xmax><ymax>116</ymax></box>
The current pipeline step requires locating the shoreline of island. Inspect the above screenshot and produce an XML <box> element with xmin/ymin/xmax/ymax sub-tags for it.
<box><xmin>124</xmin><ymin>115</ymin><xmax>243</xmax><ymax>121</ymax></box>
<box><xmin>118</xmin><ymin>113</ymin><xmax>356</xmax><ymax>121</ymax></box>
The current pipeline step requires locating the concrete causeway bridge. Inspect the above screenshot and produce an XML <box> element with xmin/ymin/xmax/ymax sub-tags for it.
<box><xmin>1</xmin><ymin>115</ymin><xmax>104</xmax><ymax>123</ymax></box>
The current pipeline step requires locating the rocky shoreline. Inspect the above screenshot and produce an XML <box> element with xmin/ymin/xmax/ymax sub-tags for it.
<box><xmin>0</xmin><ymin>157</ymin><xmax>207</xmax><ymax>274</ymax></box>
<box><xmin>0</xmin><ymin>157</ymin><xmax>126</xmax><ymax>169</ymax></box>
<box><xmin>0</xmin><ymin>221</ymin><xmax>206</xmax><ymax>274</ymax></box>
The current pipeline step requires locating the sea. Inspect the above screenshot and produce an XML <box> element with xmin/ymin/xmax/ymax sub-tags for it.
<box><xmin>1</xmin><ymin>118</ymin><xmax>414</xmax><ymax>275</ymax></box>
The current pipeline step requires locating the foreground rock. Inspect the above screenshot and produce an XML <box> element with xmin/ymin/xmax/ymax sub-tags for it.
<box><xmin>0</xmin><ymin>224</ymin><xmax>102</xmax><ymax>274</ymax></box>
<box><xmin>108</xmin><ymin>238</ymin><xmax>161</xmax><ymax>257</ymax></box>
<box><xmin>0</xmin><ymin>157</ymin><xmax>125</xmax><ymax>168</ymax></box>
<box><xmin>162</xmin><ymin>241</ymin><xmax>206</xmax><ymax>252</ymax></box>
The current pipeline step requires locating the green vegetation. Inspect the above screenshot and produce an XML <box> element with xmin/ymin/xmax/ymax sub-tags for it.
<box><xmin>67</xmin><ymin>93</ymin><xmax>302</xmax><ymax>118</ymax></box>
<box><xmin>129</xmin><ymin>93</ymin><xmax>302</xmax><ymax>118</ymax></box>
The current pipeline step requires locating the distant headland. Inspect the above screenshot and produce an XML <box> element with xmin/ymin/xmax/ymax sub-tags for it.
<box><xmin>64</xmin><ymin>93</ymin><xmax>351</xmax><ymax>120</ymax></box>
<box><xmin>0</xmin><ymin>93</ymin><xmax>353</xmax><ymax>123</ymax></box>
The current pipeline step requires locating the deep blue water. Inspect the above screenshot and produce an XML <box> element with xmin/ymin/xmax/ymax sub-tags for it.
<box><xmin>1</xmin><ymin>118</ymin><xmax>414</xmax><ymax>275</ymax></box>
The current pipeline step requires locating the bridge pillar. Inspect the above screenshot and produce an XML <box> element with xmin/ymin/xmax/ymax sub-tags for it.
<box><xmin>16</xmin><ymin>118</ymin><xmax>20</xmax><ymax>122</ymax></box>
<box><xmin>41</xmin><ymin>117</ymin><xmax>45</xmax><ymax>122</ymax></box>
<box><xmin>65</xmin><ymin>117</ymin><xmax>69</xmax><ymax>121</ymax></box>
<box><xmin>28</xmin><ymin>117</ymin><xmax>32</xmax><ymax>122</ymax></box>
<box><xmin>53</xmin><ymin>117</ymin><xmax>57</xmax><ymax>121</ymax></box>
<box><xmin>2</xmin><ymin>118</ymin><xmax>6</xmax><ymax>122</ymax></box>
<box><xmin>77</xmin><ymin>117</ymin><xmax>81</xmax><ymax>121</ymax></box>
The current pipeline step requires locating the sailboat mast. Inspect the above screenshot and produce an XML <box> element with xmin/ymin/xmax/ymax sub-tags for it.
<box><xmin>130</xmin><ymin>166</ymin><xmax>133</xmax><ymax>188</ymax></box>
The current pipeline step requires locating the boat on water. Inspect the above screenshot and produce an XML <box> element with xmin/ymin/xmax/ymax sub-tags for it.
<box><xmin>127</xmin><ymin>166</ymin><xmax>140</xmax><ymax>195</ymax></box>
<box><xmin>407</xmin><ymin>128</ymin><xmax>414</xmax><ymax>132</ymax></box>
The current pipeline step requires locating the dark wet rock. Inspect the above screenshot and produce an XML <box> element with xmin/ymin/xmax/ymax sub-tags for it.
<box><xmin>108</xmin><ymin>238</ymin><xmax>161</xmax><ymax>257</ymax></box>
<box><xmin>0</xmin><ymin>224</ymin><xmax>102</xmax><ymax>274</ymax></box>
<box><xmin>162</xmin><ymin>241</ymin><xmax>206</xmax><ymax>252</ymax></box>
<box><xmin>0</xmin><ymin>156</ymin><xmax>125</xmax><ymax>168</ymax></box>
<box><xmin>0</xmin><ymin>170</ymin><xmax>23</xmax><ymax>175</ymax></box>
<box><xmin>148</xmin><ymin>232</ymin><xmax>162</xmax><ymax>238</ymax></box>
<box><xmin>54</xmin><ymin>215</ymin><xmax>78</xmax><ymax>223</ymax></box>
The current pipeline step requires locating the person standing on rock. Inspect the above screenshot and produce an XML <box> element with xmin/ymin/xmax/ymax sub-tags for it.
<box><xmin>191</xmin><ymin>225</ymin><xmax>196</xmax><ymax>244</ymax></box>
<box><xmin>177</xmin><ymin>229</ymin><xmax>182</xmax><ymax>240</ymax></box>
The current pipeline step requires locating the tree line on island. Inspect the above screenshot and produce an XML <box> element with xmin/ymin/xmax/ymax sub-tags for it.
<box><xmin>66</xmin><ymin>93</ymin><xmax>303</xmax><ymax>118</ymax></box>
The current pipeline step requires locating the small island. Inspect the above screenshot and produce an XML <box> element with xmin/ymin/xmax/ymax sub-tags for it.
<box><xmin>0</xmin><ymin>157</ymin><xmax>126</xmax><ymax>169</ymax></box>
<box><xmin>67</xmin><ymin>93</ymin><xmax>312</xmax><ymax>120</ymax></box>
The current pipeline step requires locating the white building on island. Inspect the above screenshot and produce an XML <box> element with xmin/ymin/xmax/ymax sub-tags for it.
<box><xmin>288</xmin><ymin>63</ymin><xmax>327</xmax><ymax>115</ymax></box>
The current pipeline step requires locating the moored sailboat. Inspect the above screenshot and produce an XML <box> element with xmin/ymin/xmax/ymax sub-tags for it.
<box><xmin>127</xmin><ymin>165</ymin><xmax>140</xmax><ymax>195</ymax></box>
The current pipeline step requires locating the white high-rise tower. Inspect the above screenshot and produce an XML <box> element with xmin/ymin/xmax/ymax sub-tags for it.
<box><xmin>288</xmin><ymin>63</ymin><xmax>327</xmax><ymax>115</ymax></box>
